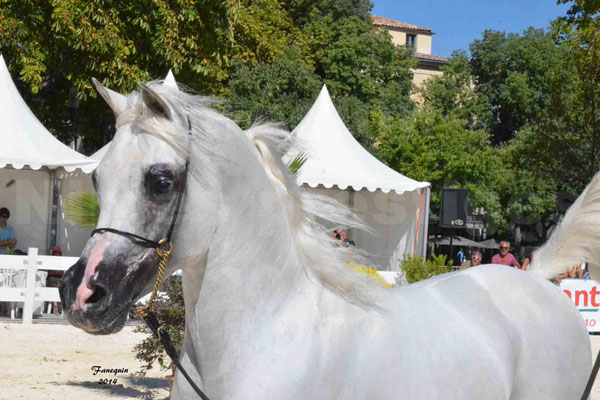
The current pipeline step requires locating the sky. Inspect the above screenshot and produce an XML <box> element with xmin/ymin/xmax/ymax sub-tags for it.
<box><xmin>371</xmin><ymin>0</ymin><xmax>571</xmax><ymax>58</ymax></box>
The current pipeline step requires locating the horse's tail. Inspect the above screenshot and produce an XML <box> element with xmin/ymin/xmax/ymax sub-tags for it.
<box><xmin>529</xmin><ymin>172</ymin><xmax>600</xmax><ymax>280</ymax></box>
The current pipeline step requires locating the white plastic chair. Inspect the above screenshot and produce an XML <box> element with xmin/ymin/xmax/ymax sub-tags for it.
<box><xmin>0</xmin><ymin>268</ymin><xmax>18</xmax><ymax>319</ymax></box>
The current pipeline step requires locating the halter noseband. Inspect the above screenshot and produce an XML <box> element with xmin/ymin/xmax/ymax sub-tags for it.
<box><xmin>88</xmin><ymin>116</ymin><xmax>211</xmax><ymax>400</ymax></box>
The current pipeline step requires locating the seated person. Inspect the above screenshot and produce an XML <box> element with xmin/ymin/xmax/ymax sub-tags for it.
<box><xmin>47</xmin><ymin>246</ymin><xmax>64</xmax><ymax>314</ymax></box>
<box><xmin>555</xmin><ymin>263</ymin><xmax>586</xmax><ymax>283</ymax></box>
<box><xmin>0</xmin><ymin>207</ymin><xmax>17</xmax><ymax>254</ymax></box>
<box><xmin>333</xmin><ymin>229</ymin><xmax>355</xmax><ymax>248</ymax></box>
<box><xmin>466</xmin><ymin>251</ymin><xmax>482</xmax><ymax>269</ymax></box>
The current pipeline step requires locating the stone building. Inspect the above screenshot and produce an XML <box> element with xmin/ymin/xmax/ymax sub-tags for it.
<box><xmin>371</xmin><ymin>15</ymin><xmax>449</xmax><ymax>94</ymax></box>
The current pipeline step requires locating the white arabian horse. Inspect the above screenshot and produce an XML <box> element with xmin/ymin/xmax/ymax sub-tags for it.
<box><xmin>60</xmin><ymin>79</ymin><xmax>593</xmax><ymax>399</ymax></box>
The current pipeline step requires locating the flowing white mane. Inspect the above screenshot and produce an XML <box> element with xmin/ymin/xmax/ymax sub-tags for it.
<box><xmin>118</xmin><ymin>81</ymin><xmax>385</xmax><ymax>310</ymax></box>
<box><xmin>244</xmin><ymin>124</ymin><xmax>385</xmax><ymax>310</ymax></box>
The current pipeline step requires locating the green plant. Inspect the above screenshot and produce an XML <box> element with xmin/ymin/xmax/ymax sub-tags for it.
<box><xmin>63</xmin><ymin>191</ymin><xmax>100</xmax><ymax>230</ymax></box>
<box><xmin>399</xmin><ymin>254</ymin><xmax>453</xmax><ymax>283</ymax></box>
<box><xmin>133</xmin><ymin>275</ymin><xmax>186</xmax><ymax>371</ymax></box>
<box><xmin>287</xmin><ymin>152</ymin><xmax>307</xmax><ymax>176</ymax></box>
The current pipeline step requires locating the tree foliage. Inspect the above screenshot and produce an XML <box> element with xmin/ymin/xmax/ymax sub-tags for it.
<box><xmin>314</xmin><ymin>17</ymin><xmax>415</xmax><ymax>145</ymax></box>
<box><xmin>419</xmin><ymin>50</ymin><xmax>491</xmax><ymax>130</ymax></box>
<box><xmin>280</xmin><ymin>0</ymin><xmax>373</xmax><ymax>26</ymax></box>
<box><xmin>469</xmin><ymin>27</ymin><xmax>575</xmax><ymax>143</ymax></box>
<box><xmin>226</xmin><ymin>46</ymin><xmax>322</xmax><ymax>130</ymax></box>
<box><xmin>226</xmin><ymin>14</ymin><xmax>416</xmax><ymax>146</ymax></box>
<box><xmin>0</xmin><ymin>0</ymin><xmax>237</xmax><ymax>145</ymax></box>
<box><xmin>374</xmin><ymin>108</ymin><xmax>508</xmax><ymax>227</ymax></box>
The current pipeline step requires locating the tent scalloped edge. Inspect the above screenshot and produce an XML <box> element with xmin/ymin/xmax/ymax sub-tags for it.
<box><xmin>301</xmin><ymin>180</ymin><xmax>429</xmax><ymax>195</ymax></box>
<box><xmin>0</xmin><ymin>162</ymin><xmax>95</xmax><ymax>173</ymax></box>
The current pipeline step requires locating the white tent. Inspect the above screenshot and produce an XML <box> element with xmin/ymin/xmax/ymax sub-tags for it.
<box><xmin>0</xmin><ymin>55</ymin><xmax>97</xmax><ymax>255</ymax></box>
<box><xmin>0</xmin><ymin>55</ymin><xmax>96</xmax><ymax>172</ymax></box>
<box><xmin>292</xmin><ymin>85</ymin><xmax>430</xmax><ymax>271</ymax></box>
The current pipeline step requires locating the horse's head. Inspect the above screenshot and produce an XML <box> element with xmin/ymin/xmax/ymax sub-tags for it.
<box><xmin>59</xmin><ymin>80</ymin><xmax>220</xmax><ymax>334</ymax></box>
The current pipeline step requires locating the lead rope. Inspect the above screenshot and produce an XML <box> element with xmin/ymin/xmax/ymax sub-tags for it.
<box><xmin>581</xmin><ymin>349</ymin><xmax>600</xmax><ymax>400</ymax></box>
<box><xmin>134</xmin><ymin>240</ymin><xmax>210</xmax><ymax>400</ymax></box>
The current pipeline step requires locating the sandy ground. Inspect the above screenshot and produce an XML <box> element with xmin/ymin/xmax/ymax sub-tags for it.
<box><xmin>2</xmin><ymin>322</ymin><xmax>600</xmax><ymax>400</ymax></box>
<box><xmin>0</xmin><ymin>323</ymin><xmax>170</xmax><ymax>400</ymax></box>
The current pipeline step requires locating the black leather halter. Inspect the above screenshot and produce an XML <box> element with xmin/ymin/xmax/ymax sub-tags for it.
<box><xmin>89</xmin><ymin>116</ymin><xmax>211</xmax><ymax>400</ymax></box>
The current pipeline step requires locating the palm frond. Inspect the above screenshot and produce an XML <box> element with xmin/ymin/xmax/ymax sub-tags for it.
<box><xmin>63</xmin><ymin>191</ymin><xmax>100</xmax><ymax>231</ymax></box>
<box><xmin>287</xmin><ymin>152</ymin><xmax>308</xmax><ymax>176</ymax></box>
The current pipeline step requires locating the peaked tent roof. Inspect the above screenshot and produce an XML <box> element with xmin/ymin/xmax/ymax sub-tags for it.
<box><xmin>292</xmin><ymin>85</ymin><xmax>429</xmax><ymax>194</ymax></box>
<box><xmin>0</xmin><ymin>55</ymin><xmax>97</xmax><ymax>172</ymax></box>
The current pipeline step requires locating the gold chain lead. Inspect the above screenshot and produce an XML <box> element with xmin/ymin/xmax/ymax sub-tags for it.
<box><xmin>135</xmin><ymin>239</ymin><xmax>173</xmax><ymax>319</ymax></box>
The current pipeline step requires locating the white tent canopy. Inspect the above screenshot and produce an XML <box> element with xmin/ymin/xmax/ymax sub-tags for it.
<box><xmin>0</xmin><ymin>55</ymin><xmax>97</xmax><ymax>172</ymax></box>
<box><xmin>0</xmin><ymin>54</ymin><xmax>98</xmax><ymax>255</ymax></box>
<box><xmin>292</xmin><ymin>85</ymin><xmax>430</xmax><ymax>270</ymax></box>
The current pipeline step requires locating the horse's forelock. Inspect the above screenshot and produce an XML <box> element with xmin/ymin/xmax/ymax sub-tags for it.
<box><xmin>114</xmin><ymin>81</ymin><xmax>229</xmax><ymax>186</ymax></box>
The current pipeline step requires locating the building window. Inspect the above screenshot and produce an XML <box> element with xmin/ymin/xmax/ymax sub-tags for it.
<box><xmin>406</xmin><ymin>34</ymin><xmax>416</xmax><ymax>49</ymax></box>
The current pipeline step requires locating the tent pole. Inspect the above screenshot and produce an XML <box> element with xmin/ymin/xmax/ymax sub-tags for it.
<box><xmin>47</xmin><ymin>169</ymin><xmax>59</xmax><ymax>253</ymax></box>
<box><xmin>348</xmin><ymin>189</ymin><xmax>355</xmax><ymax>240</ymax></box>
<box><xmin>449</xmin><ymin>232</ymin><xmax>454</xmax><ymax>269</ymax></box>
<box><xmin>421</xmin><ymin>186</ymin><xmax>431</xmax><ymax>259</ymax></box>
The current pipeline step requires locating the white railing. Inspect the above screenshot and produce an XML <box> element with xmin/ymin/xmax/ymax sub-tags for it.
<box><xmin>0</xmin><ymin>247</ymin><xmax>78</xmax><ymax>324</ymax></box>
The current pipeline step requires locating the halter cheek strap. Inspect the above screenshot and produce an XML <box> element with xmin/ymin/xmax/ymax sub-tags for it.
<box><xmin>91</xmin><ymin>116</ymin><xmax>192</xmax><ymax>248</ymax></box>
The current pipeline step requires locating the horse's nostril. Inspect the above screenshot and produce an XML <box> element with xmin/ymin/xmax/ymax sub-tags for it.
<box><xmin>85</xmin><ymin>283</ymin><xmax>108</xmax><ymax>305</ymax></box>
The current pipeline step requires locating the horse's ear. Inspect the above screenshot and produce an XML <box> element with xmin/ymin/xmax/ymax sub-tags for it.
<box><xmin>91</xmin><ymin>78</ymin><xmax>128</xmax><ymax>116</ymax></box>
<box><xmin>139</xmin><ymin>83</ymin><xmax>172</xmax><ymax>121</ymax></box>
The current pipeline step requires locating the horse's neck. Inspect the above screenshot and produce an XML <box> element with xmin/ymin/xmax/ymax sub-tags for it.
<box><xmin>182</xmin><ymin>150</ymin><xmax>312</xmax><ymax>325</ymax></box>
<box><xmin>191</xmin><ymin>231</ymin><xmax>306</xmax><ymax>311</ymax></box>
<box><xmin>180</xmin><ymin>195</ymin><xmax>315</xmax><ymax>383</ymax></box>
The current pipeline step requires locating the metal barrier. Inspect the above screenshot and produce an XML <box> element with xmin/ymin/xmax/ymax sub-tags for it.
<box><xmin>0</xmin><ymin>248</ymin><xmax>77</xmax><ymax>324</ymax></box>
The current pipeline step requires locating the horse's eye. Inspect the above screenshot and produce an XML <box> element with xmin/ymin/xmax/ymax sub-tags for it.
<box><xmin>145</xmin><ymin>165</ymin><xmax>175</xmax><ymax>196</ymax></box>
<box><xmin>154</xmin><ymin>175</ymin><xmax>173</xmax><ymax>194</ymax></box>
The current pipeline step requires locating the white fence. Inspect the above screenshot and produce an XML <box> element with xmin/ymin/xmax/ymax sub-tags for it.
<box><xmin>0</xmin><ymin>247</ymin><xmax>77</xmax><ymax>324</ymax></box>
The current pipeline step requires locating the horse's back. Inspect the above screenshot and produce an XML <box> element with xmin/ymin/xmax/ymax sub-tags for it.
<box><xmin>387</xmin><ymin>265</ymin><xmax>591</xmax><ymax>399</ymax></box>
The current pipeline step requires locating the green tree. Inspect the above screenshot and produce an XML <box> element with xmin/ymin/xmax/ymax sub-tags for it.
<box><xmin>317</xmin><ymin>17</ymin><xmax>414</xmax><ymax>106</ymax></box>
<box><xmin>469</xmin><ymin>27</ymin><xmax>575</xmax><ymax>143</ymax></box>
<box><xmin>225</xmin><ymin>46</ymin><xmax>322</xmax><ymax>130</ymax></box>
<box><xmin>553</xmin><ymin>16</ymin><xmax>600</xmax><ymax>181</ymax></box>
<box><xmin>558</xmin><ymin>0</ymin><xmax>600</xmax><ymax>24</ymax></box>
<box><xmin>0</xmin><ymin>0</ymin><xmax>237</xmax><ymax>145</ymax></box>
<box><xmin>374</xmin><ymin>108</ymin><xmax>508</xmax><ymax>228</ymax></box>
<box><xmin>313</xmin><ymin>17</ymin><xmax>415</xmax><ymax>146</ymax></box>
<box><xmin>280</xmin><ymin>0</ymin><xmax>373</xmax><ymax>26</ymax></box>
<box><xmin>232</xmin><ymin>0</ymin><xmax>298</xmax><ymax>66</ymax></box>
<box><xmin>420</xmin><ymin>50</ymin><xmax>491</xmax><ymax>130</ymax></box>
<box><xmin>496</xmin><ymin>3</ymin><xmax>600</xmax><ymax>244</ymax></box>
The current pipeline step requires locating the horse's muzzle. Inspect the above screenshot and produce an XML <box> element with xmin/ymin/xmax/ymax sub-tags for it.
<box><xmin>59</xmin><ymin>257</ymin><xmax>131</xmax><ymax>335</ymax></box>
